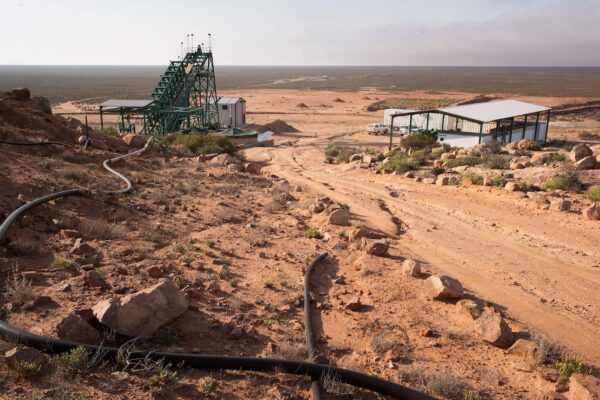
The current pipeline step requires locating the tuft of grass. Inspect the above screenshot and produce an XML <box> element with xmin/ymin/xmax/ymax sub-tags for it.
<box><xmin>482</xmin><ymin>154</ymin><xmax>511</xmax><ymax>169</ymax></box>
<box><xmin>586</xmin><ymin>186</ymin><xmax>600</xmax><ymax>202</ymax></box>
<box><xmin>547</xmin><ymin>153</ymin><xmax>567</xmax><ymax>164</ymax></box>
<box><xmin>218</xmin><ymin>267</ymin><xmax>231</xmax><ymax>280</ymax></box>
<box><xmin>79</xmin><ymin>219</ymin><xmax>127</xmax><ymax>240</ymax></box>
<box><xmin>14</xmin><ymin>360</ymin><xmax>42</xmax><ymax>378</ymax></box>
<box><xmin>101</xmin><ymin>127</ymin><xmax>120</xmax><ymax>137</ymax></box>
<box><xmin>263</xmin><ymin>280</ymin><xmax>276</xmax><ymax>290</ymax></box>
<box><xmin>4</xmin><ymin>268</ymin><xmax>33</xmax><ymax>306</ymax></box>
<box><xmin>542</xmin><ymin>172</ymin><xmax>581</xmax><ymax>191</ymax></box>
<box><xmin>200</xmin><ymin>376</ymin><xmax>215</xmax><ymax>394</ymax></box>
<box><xmin>426</xmin><ymin>371</ymin><xmax>469</xmax><ymax>400</ymax></box>
<box><xmin>556</xmin><ymin>355</ymin><xmax>588</xmax><ymax>380</ymax></box>
<box><xmin>52</xmin><ymin>258</ymin><xmax>77</xmax><ymax>272</ymax></box>
<box><xmin>306</xmin><ymin>228</ymin><xmax>323</xmax><ymax>239</ymax></box>
<box><xmin>370</xmin><ymin>333</ymin><xmax>399</xmax><ymax>355</ymax></box>
<box><xmin>463</xmin><ymin>392</ymin><xmax>481</xmax><ymax>400</ymax></box>
<box><xmin>579</xmin><ymin>131</ymin><xmax>600</xmax><ymax>140</ymax></box>
<box><xmin>173</xmin><ymin>275</ymin><xmax>186</xmax><ymax>288</ymax></box>
<box><xmin>490</xmin><ymin>176</ymin><xmax>509</xmax><ymax>187</ymax></box>
<box><xmin>159</xmin><ymin>133</ymin><xmax>236</xmax><ymax>155</ymax></box>
<box><xmin>54</xmin><ymin>346</ymin><xmax>89</xmax><ymax>372</ymax></box>
<box><xmin>446</xmin><ymin>156</ymin><xmax>482</xmax><ymax>168</ymax></box>
<box><xmin>205</xmin><ymin>239</ymin><xmax>216</xmax><ymax>248</ymax></box>
<box><xmin>462</xmin><ymin>173</ymin><xmax>484</xmax><ymax>185</ymax></box>
<box><xmin>148</xmin><ymin>367</ymin><xmax>178</xmax><ymax>387</ymax></box>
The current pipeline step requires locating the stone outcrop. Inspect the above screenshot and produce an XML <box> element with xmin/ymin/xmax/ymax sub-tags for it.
<box><xmin>57</xmin><ymin>314</ymin><xmax>103</xmax><ymax>345</ymax></box>
<box><xmin>570</xmin><ymin>144</ymin><xmax>593</xmax><ymax>162</ymax></box>
<box><xmin>361</xmin><ymin>239</ymin><xmax>389</xmax><ymax>256</ymax></box>
<box><xmin>328</xmin><ymin>208</ymin><xmax>350</xmax><ymax>226</ymax></box>
<box><xmin>401</xmin><ymin>259</ymin><xmax>421</xmax><ymax>277</ymax></box>
<box><xmin>573</xmin><ymin>156</ymin><xmax>596</xmax><ymax>171</ymax></box>
<box><xmin>569</xmin><ymin>373</ymin><xmax>600</xmax><ymax>400</ymax></box>
<box><xmin>93</xmin><ymin>279</ymin><xmax>187</xmax><ymax>338</ymax></box>
<box><xmin>475</xmin><ymin>306</ymin><xmax>514</xmax><ymax>348</ymax></box>
<box><xmin>425</xmin><ymin>275</ymin><xmax>463</xmax><ymax>300</ymax></box>
<box><xmin>456</xmin><ymin>299</ymin><xmax>482</xmax><ymax>320</ymax></box>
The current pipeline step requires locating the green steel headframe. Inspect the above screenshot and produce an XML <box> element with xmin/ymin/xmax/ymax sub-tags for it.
<box><xmin>141</xmin><ymin>45</ymin><xmax>220</xmax><ymax>136</ymax></box>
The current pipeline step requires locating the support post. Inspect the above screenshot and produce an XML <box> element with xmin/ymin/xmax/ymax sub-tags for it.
<box><xmin>533</xmin><ymin>112</ymin><xmax>540</xmax><ymax>141</ymax></box>
<box><xmin>409</xmin><ymin>114</ymin><xmax>413</xmax><ymax>135</ymax></box>
<box><xmin>545</xmin><ymin>110</ymin><xmax>551</xmax><ymax>142</ymax></box>
<box><xmin>425</xmin><ymin>113</ymin><xmax>430</xmax><ymax>131</ymax></box>
<box><xmin>99</xmin><ymin>106</ymin><xmax>104</xmax><ymax>130</ymax></box>
<box><xmin>441</xmin><ymin>114</ymin><xmax>445</xmax><ymax>132</ymax></box>
<box><xmin>478</xmin><ymin>123</ymin><xmax>483</xmax><ymax>144</ymax></box>
<box><xmin>508</xmin><ymin>117</ymin><xmax>514</xmax><ymax>143</ymax></box>
<box><xmin>522</xmin><ymin>114</ymin><xmax>528</xmax><ymax>140</ymax></box>
<box><xmin>495</xmin><ymin>120</ymin><xmax>500</xmax><ymax>142</ymax></box>
<box><xmin>389</xmin><ymin>116</ymin><xmax>394</xmax><ymax>150</ymax></box>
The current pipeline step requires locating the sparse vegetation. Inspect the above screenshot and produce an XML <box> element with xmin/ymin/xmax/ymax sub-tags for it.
<box><xmin>14</xmin><ymin>360</ymin><xmax>42</xmax><ymax>378</ymax></box>
<box><xmin>431</xmin><ymin>166</ymin><xmax>445</xmax><ymax>175</ymax></box>
<box><xmin>159</xmin><ymin>133</ymin><xmax>236</xmax><ymax>155</ymax></box>
<box><xmin>173</xmin><ymin>275</ymin><xmax>186</xmax><ymax>288</ymax></box>
<box><xmin>54</xmin><ymin>346</ymin><xmax>89</xmax><ymax>372</ymax></box>
<box><xmin>446</xmin><ymin>156</ymin><xmax>482</xmax><ymax>168</ymax></box>
<box><xmin>462</xmin><ymin>173</ymin><xmax>484</xmax><ymax>185</ymax></box>
<box><xmin>205</xmin><ymin>239</ymin><xmax>216</xmax><ymax>248</ymax></box>
<box><xmin>306</xmin><ymin>228</ymin><xmax>323</xmax><ymax>239</ymax></box>
<box><xmin>400</xmin><ymin>134</ymin><xmax>437</xmax><ymax>150</ymax></box>
<box><xmin>148</xmin><ymin>367</ymin><xmax>178</xmax><ymax>387</ymax></box>
<box><xmin>79</xmin><ymin>218</ymin><xmax>127</xmax><ymax>240</ymax></box>
<box><xmin>425</xmin><ymin>371</ymin><xmax>469</xmax><ymax>400</ymax></box>
<box><xmin>263</xmin><ymin>280</ymin><xmax>276</xmax><ymax>290</ymax></box>
<box><xmin>381</xmin><ymin>152</ymin><xmax>420</xmax><ymax>173</ymax></box>
<box><xmin>490</xmin><ymin>176</ymin><xmax>509</xmax><ymax>187</ymax></box>
<box><xmin>531</xmin><ymin>332</ymin><xmax>566</xmax><ymax>367</ymax></box>
<box><xmin>579</xmin><ymin>131</ymin><xmax>600</xmax><ymax>140</ymax></box>
<box><xmin>542</xmin><ymin>172</ymin><xmax>581</xmax><ymax>191</ymax></box>
<box><xmin>556</xmin><ymin>355</ymin><xmax>587</xmax><ymax>380</ymax></box>
<box><xmin>546</xmin><ymin>153</ymin><xmax>567</xmax><ymax>164</ymax></box>
<box><xmin>370</xmin><ymin>333</ymin><xmax>399</xmax><ymax>355</ymax></box>
<box><xmin>325</xmin><ymin>144</ymin><xmax>360</xmax><ymax>164</ymax></box>
<box><xmin>586</xmin><ymin>185</ymin><xmax>600</xmax><ymax>201</ymax></box>
<box><xmin>52</xmin><ymin>257</ymin><xmax>78</xmax><ymax>272</ymax></box>
<box><xmin>4</xmin><ymin>268</ymin><xmax>33</xmax><ymax>306</ymax></box>
<box><xmin>482</xmin><ymin>154</ymin><xmax>511</xmax><ymax>169</ymax></box>
<box><xmin>200</xmin><ymin>376</ymin><xmax>215</xmax><ymax>394</ymax></box>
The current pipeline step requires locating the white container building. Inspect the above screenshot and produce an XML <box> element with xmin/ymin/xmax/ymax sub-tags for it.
<box><xmin>216</xmin><ymin>97</ymin><xmax>246</xmax><ymax>128</ymax></box>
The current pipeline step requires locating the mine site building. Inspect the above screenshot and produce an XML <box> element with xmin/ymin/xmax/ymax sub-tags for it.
<box><xmin>387</xmin><ymin>99</ymin><xmax>551</xmax><ymax>148</ymax></box>
<box><xmin>215</xmin><ymin>96</ymin><xmax>246</xmax><ymax>129</ymax></box>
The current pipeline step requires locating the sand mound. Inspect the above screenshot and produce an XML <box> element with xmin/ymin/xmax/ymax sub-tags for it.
<box><xmin>246</xmin><ymin>119</ymin><xmax>300</xmax><ymax>135</ymax></box>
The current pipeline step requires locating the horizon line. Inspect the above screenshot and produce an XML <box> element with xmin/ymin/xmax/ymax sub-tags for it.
<box><xmin>1</xmin><ymin>64</ymin><xmax>600</xmax><ymax>68</ymax></box>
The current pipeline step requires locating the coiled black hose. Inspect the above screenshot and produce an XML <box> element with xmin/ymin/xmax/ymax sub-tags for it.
<box><xmin>0</xmin><ymin>140</ymin><xmax>436</xmax><ymax>399</ymax></box>
<box><xmin>304</xmin><ymin>252</ymin><xmax>328</xmax><ymax>400</ymax></box>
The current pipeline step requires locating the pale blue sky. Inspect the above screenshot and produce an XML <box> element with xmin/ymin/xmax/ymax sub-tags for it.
<box><xmin>1</xmin><ymin>0</ymin><xmax>599</xmax><ymax>65</ymax></box>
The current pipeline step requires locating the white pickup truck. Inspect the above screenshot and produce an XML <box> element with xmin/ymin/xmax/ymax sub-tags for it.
<box><xmin>367</xmin><ymin>123</ymin><xmax>389</xmax><ymax>135</ymax></box>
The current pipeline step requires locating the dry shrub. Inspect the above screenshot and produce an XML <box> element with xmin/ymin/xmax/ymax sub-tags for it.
<box><xmin>212</xmin><ymin>184</ymin><xmax>240</xmax><ymax>196</ymax></box>
<box><xmin>3</xmin><ymin>267</ymin><xmax>34</xmax><ymax>306</ymax></box>
<box><xmin>59</xmin><ymin>150</ymin><xmax>80</xmax><ymax>163</ymax></box>
<box><xmin>10</xmin><ymin>237</ymin><xmax>45</xmax><ymax>256</ymax></box>
<box><xmin>530</xmin><ymin>331</ymin><xmax>566</xmax><ymax>367</ymax></box>
<box><xmin>275</xmin><ymin>341</ymin><xmax>306</xmax><ymax>360</ymax></box>
<box><xmin>426</xmin><ymin>371</ymin><xmax>469</xmax><ymax>400</ymax></box>
<box><xmin>263</xmin><ymin>200</ymin><xmax>285</xmax><ymax>213</ymax></box>
<box><xmin>370</xmin><ymin>333</ymin><xmax>399</xmax><ymax>355</ymax></box>
<box><xmin>79</xmin><ymin>218</ymin><xmax>128</xmax><ymax>240</ymax></box>
<box><xmin>321</xmin><ymin>369</ymin><xmax>356</xmax><ymax>396</ymax></box>
<box><xmin>60</xmin><ymin>167</ymin><xmax>91</xmax><ymax>185</ymax></box>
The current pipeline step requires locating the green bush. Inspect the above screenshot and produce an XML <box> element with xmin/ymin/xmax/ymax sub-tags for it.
<box><xmin>306</xmin><ymin>228</ymin><xmax>323</xmax><ymax>239</ymax></box>
<box><xmin>462</xmin><ymin>173</ymin><xmax>484</xmax><ymax>185</ymax></box>
<box><xmin>160</xmin><ymin>133</ymin><xmax>236</xmax><ymax>155</ymax></box>
<box><xmin>547</xmin><ymin>153</ymin><xmax>567</xmax><ymax>164</ymax></box>
<box><xmin>100</xmin><ymin>127</ymin><xmax>120</xmax><ymax>137</ymax></box>
<box><xmin>585</xmin><ymin>186</ymin><xmax>600</xmax><ymax>201</ymax></box>
<box><xmin>381</xmin><ymin>153</ymin><xmax>420</xmax><ymax>173</ymax></box>
<box><xmin>556</xmin><ymin>356</ymin><xmax>587</xmax><ymax>380</ymax></box>
<box><xmin>431</xmin><ymin>167</ymin><xmax>445</xmax><ymax>175</ymax></box>
<box><xmin>14</xmin><ymin>360</ymin><xmax>42</xmax><ymax>378</ymax></box>
<box><xmin>542</xmin><ymin>173</ymin><xmax>581</xmax><ymax>192</ymax></box>
<box><xmin>325</xmin><ymin>144</ymin><xmax>360</xmax><ymax>164</ymax></box>
<box><xmin>54</xmin><ymin>346</ymin><xmax>89</xmax><ymax>372</ymax></box>
<box><xmin>400</xmin><ymin>134</ymin><xmax>437</xmax><ymax>150</ymax></box>
<box><xmin>482</xmin><ymin>154</ymin><xmax>511</xmax><ymax>169</ymax></box>
<box><xmin>490</xmin><ymin>176</ymin><xmax>508</xmax><ymax>187</ymax></box>
<box><xmin>446</xmin><ymin>156</ymin><xmax>482</xmax><ymax>168</ymax></box>
<box><xmin>410</xmin><ymin>148</ymin><xmax>431</xmax><ymax>165</ymax></box>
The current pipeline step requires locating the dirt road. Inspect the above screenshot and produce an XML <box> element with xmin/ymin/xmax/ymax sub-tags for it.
<box><xmin>247</xmin><ymin>132</ymin><xmax>600</xmax><ymax>364</ymax></box>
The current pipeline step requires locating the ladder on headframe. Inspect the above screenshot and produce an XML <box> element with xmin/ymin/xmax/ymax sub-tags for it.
<box><xmin>142</xmin><ymin>45</ymin><xmax>219</xmax><ymax>136</ymax></box>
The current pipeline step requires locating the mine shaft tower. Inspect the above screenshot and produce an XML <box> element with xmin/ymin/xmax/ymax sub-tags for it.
<box><xmin>99</xmin><ymin>43</ymin><xmax>220</xmax><ymax>136</ymax></box>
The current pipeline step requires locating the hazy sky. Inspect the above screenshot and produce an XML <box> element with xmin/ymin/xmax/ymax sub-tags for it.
<box><xmin>1</xmin><ymin>0</ymin><xmax>599</xmax><ymax>66</ymax></box>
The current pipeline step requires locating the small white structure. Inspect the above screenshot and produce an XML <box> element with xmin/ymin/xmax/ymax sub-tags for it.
<box><xmin>386</xmin><ymin>99</ymin><xmax>551</xmax><ymax>147</ymax></box>
<box><xmin>216</xmin><ymin>97</ymin><xmax>246</xmax><ymax>128</ymax></box>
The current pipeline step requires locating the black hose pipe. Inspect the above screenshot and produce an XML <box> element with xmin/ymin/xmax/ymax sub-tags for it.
<box><xmin>0</xmin><ymin>139</ymin><xmax>75</xmax><ymax>148</ymax></box>
<box><xmin>304</xmin><ymin>252</ymin><xmax>328</xmax><ymax>400</ymax></box>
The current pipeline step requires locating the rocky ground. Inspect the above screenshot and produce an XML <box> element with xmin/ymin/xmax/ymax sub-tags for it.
<box><xmin>1</xmin><ymin>88</ymin><xmax>600</xmax><ymax>399</ymax></box>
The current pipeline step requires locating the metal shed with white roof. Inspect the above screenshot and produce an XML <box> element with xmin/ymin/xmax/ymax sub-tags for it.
<box><xmin>215</xmin><ymin>96</ymin><xmax>246</xmax><ymax>128</ymax></box>
<box><xmin>387</xmin><ymin>99</ymin><xmax>552</xmax><ymax>148</ymax></box>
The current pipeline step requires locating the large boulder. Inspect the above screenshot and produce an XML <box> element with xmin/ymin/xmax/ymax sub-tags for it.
<box><xmin>550</xmin><ymin>199</ymin><xmax>571</xmax><ymax>212</ymax></box>
<box><xmin>209</xmin><ymin>153</ymin><xmax>235</xmax><ymax>167</ymax></box>
<box><xmin>569</xmin><ymin>373</ymin><xmax>600</xmax><ymax>400</ymax></box>
<box><xmin>518</xmin><ymin>138</ymin><xmax>541</xmax><ymax>151</ymax></box>
<box><xmin>349</xmin><ymin>227</ymin><xmax>385</xmax><ymax>241</ymax></box>
<box><xmin>573</xmin><ymin>156</ymin><xmax>596</xmax><ymax>171</ymax></box>
<box><xmin>122</xmin><ymin>134</ymin><xmax>146</xmax><ymax>148</ymax></box>
<box><xmin>92</xmin><ymin>279</ymin><xmax>187</xmax><ymax>338</ymax></box>
<box><xmin>5</xmin><ymin>346</ymin><xmax>46</xmax><ymax>370</ymax></box>
<box><xmin>7</xmin><ymin>87</ymin><xmax>31</xmax><ymax>101</ymax></box>
<box><xmin>506</xmin><ymin>339</ymin><xmax>539</xmax><ymax>370</ymax></box>
<box><xmin>361</xmin><ymin>239</ymin><xmax>389</xmax><ymax>256</ymax></box>
<box><xmin>425</xmin><ymin>275</ymin><xmax>463</xmax><ymax>300</ymax></box>
<box><xmin>32</xmin><ymin>97</ymin><xmax>52</xmax><ymax>114</ymax></box>
<box><xmin>505</xmin><ymin>182</ymin><xmax>521</xmax><ymax>192</ymax></box>
<box><xmin>475</xmin><ymin>307</ymin><xmax>514</xmax><ymax>348</ymax></box>
<box><xmin>583</xmin><ymin>204</ymin><xmax>600</xmax><ymax>221</ymax></box>
<box><xmin>328</xmin><ymin>208</ymin><xmax>350</xmax><ymax>226</ymax></box>
<box><xmin>570</xmin><ymin>144</ymin><xmax>593</xmax><ymax>162</ymax></box>
<box><xmin>57</xmin><ymin>314</ymin><xmax>103</xmax><ymax>345</ymax></box>
<box><xmin>401</xmin><ymin>259</ymin><xmax>421</xmax><ymax>277</ymax></box>
<box><xmin>456</xmin><ymin>299</ymin><xmax>482</xmax><ymax>320</ymax></box>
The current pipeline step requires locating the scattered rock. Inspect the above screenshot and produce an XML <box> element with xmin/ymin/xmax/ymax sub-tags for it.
<box><xmin>84</xmin><ymin>270</ymin><xmax>110</xmax><ymax>290</ymax></box>
<box><xmin>404</xmin><ymin>171</ymin><xmax>415</xmax><ymax>178</ymax></box>
<box><xmin>555</xmin><ymin>379</ymin><xmax>569</xmax><ymax>393</ymax></box>
<box><xmin>401</xmin><ymin>259</ymin><xmax>420</xmax><ymax>277</ymax></box>
<box><xmin>541</xmin><ymin>392</ymin><xmax>567</xmax><ymax>400</ymax></box>
<box><xmin>436</xmin><ymin>176</ymin><xmax>449</xmax><ymax>186</ymax></box>
<box><xmin>425</xmin><ymin>275</ymin><xmax>463</xmax><ymax>300</ymax></box>
<box><xmin>210</xmin><ymin>153</ymin><xmax>235</xmax><ymax>166</ymax></box>
<box><xmin>227</xmin><ymin>163</ymin><xmax>244</xmax><ymax>172</ymax></box>
<box><xmin>422</xmin><ymin>177</ymin><xmax>436</xmax><ymax>184</ymax></box>
<box><xmin>570</xmin><ymin>144</ymin><xmax>593</xmax><ymax>162</ymax></box>
<box><xmin>56</xmin><ymin>314</ymin><xmax>103</xmax><ymax>345</ymax></box>
<box><xmin>518</xmin><ymin>138</ymin><xmax>541</xmax><ymax>151</ymax></box>
<box><xmin>569</xmin><ymin>373</ymin><xmax>600</xmax><ymax>400</ymax></box>
<box><xmin>173</xmin><ymin>144</ymin><xmax>193</xmax><ymax>157</ymax></box>
<box><xmin>147</xmin><ymin>265</ymin><xmax>164</xmax><ymax>278</ymax></box>
<box><xmin>122</xmin><ymin>134</ymin><xmax>146</xmax><ymax>148</ymax></box>
<box><xmin>550</xmin><ymin>199</ymin><xmax>571</xmax><ymax>212</ymax></box>
<box><xmin>474</xmin><ymin>306</ymin><xmax>514</xmax><ymax>348</ymax></box>
<box><xmin>349</xmin><ymin>153</ymin><xmax>363</xmax><ymax>162</ymax></box>
<box><xmin>7</xmin><ymin>87</ymin><xmax>31</xmax><ymax>101</ymax></box>
<box><xmin>328</xmin><ymin>208</ymin><xmax>350</xmax><ymax>226</ymax></box>
<box><xmin>583</xmin><ymin>204</ymin><xmax>600</xmax><ymax>221</ymax></box>
<box><xmin>362</xmin><ymin>239</ymin><xmax>389</xmax><ymax>256</ymax></box>
<box><xmin>92</xmin><ymin>279</ymin><xmax>187</xmax><ymax>338</ymax></box>
<box><xmin>243</xmin><ymin>162</ymin><xmax>263</xmax><ymax>174</ymax></box>
<box><xmin>506</xmin><ymin>339</ymin><xmax>539</xmax><ymax>370</ymax></box>
<box><xmin>310</xmin><ymin>202</ymin><xmax>325</xmax><ymax>213</ymax></box>
<box><xmin>574</xmin><ymin>156</ymin><xmax>596</xmax><ymax>171</ymax></box>
<box><xmin>505</xmin><ymin>182</ymin><xmax>521</xmax><ymax>192</ymax></box>
<box><xmin>456</xmin><ymin>299</ymin><xmax>482</xmax><ymax>320</ymax></box>
<box><xmin>350</xmin><ymin>227</ymin><xmax>385</xmax><ymax>241</ymax></box>
<box><xmin>5</xmin><ymin>346</ymin><xmax>46</xmax><ymax>370</ymax></box>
